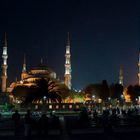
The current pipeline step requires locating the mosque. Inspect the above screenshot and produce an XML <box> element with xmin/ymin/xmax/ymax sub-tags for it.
<box><xmin>7</xmin><ymin>59</ymin><xmax>57</xmax><ymax>92</ymax></box>
<box><xmin>0</xmin><ymin>33</ymin><xmax>72</xmax><ymax>93</ymax></box>
<box><xmin>1</xmin><ymin>32</ymin><xmax>140</xmax><ymax>102</ymax></box>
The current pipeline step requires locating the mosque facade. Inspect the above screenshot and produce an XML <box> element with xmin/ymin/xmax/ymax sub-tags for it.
<box><xmin>0</xmin><ymin>33</ymin><xmax>72</xmax><ymax>93</ymax></box>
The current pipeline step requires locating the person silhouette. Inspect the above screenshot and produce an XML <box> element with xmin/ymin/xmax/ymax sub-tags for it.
<box><xmin>12</xmin><ymin>110</ymin><xmax>20</xmax><ymax>136</ymax></box>
<box><xmin>24</xmin><ymin>110</ymin><xmax>32</xmax><ymax>137</ymax></box>
<box><xmin>38</xmin><ymin>113</ymin><xmax>49</xmax><ymax>136</ymax></box>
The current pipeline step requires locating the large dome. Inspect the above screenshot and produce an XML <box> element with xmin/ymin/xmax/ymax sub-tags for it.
<box><xmin>7</xmin><ymin>62</ymin><xmax>57</xmax><ymax>93</ymax></box>
<box><xmin>31</xmin><ymin>63</ymin><xmax>54</xmax><ymax>73</ymax></box>
<box><xmin>20</xmin><ymin>61</ymin><xmax>57</xmax><ymax>81</ymax></box>
<box><xmin>28</xmin><ymin>63</ymin><xmax>56</xmax><ymax>79</ymax></box>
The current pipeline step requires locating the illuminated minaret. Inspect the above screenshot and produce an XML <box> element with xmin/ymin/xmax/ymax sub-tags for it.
<box><xmin>64</xmin><ymin>32</ymin><xmax>72</xmax><ymax>89</ymax></box>
<box><xmin>119</xmin><ymin>65</ymin><xmax>123</xmax><ymax>86</ymax></box>
<box><xmin>21</xmin><ymin>54</ymin><xmax>27</xmax><ymax>80</ymax></box>
<box><xmin>138</xmin><ymin>53</ymin><xmax>140</xmax><ymax>86</ymax></box>
<box><xmin>1</xmin><ymin>33</ymin><xmax>8</xmax><ymax>92</ymax></box>
<box><xmin>22</xmin><ymin>54</ymin><xmax>26</xmax><ymax>72</ymax></box>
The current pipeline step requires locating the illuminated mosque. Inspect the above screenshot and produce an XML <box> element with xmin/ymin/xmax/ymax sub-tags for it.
<box><xmin>1</xmin><ymin>32</ymin><xmax>140</xmax><ymax>103</ymax></box>
<box><xmin>0</xmin><ymin>33</ymin><xmax>72</xmax><ymax>93</ymax></box>
<box><xmin>7</xmin><ymin>59</ymin><xmax>57</xmax><ymax>92</ymax></box>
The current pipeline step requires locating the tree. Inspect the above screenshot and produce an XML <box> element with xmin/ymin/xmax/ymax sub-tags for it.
<box><xmin>101</xmin><ymin>80</ymin><xmax>109</xmax><ymax>100</ymax></box>
<box><xmin>83</xmin><ymin>83</ymin><xmax>103</xmax><ymax>100</ymax></box>
<box><xmin>12</xmin><ymin>78</ymin><xmax>62</xmax><ymax>104</ymax></box>
<box><xmin>12</xmin><ymin>85</ymin><xmax>31</xmax><ymax>103</ymax></box>
<box><xmin>31</xmin><ymin>78</ymin><xmax>62</xmax><ymax>103</ymax></box>
<box><xmin>109</xmin><ymin>84</ymin><xmax>123</xmax><ymax>99</ymax></box>
<box><xmin>57</xmin><ymin>84</ymin><xmax>70</xmax><ymax>102</ymax></box>
<box><xmin>127</xmin><ymin>85</ymin><xmax>140</xmax><ymax>102</ymax></box>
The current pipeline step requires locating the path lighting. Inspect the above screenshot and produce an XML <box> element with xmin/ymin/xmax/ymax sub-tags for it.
<box><xmin>108</xmin><ymin>97</ymin><xmax>111</xmax><ymax>101</ymax></box>
<box><xmin>136</xmin><ymin>98</ymin><xmax>138</xmax><ymax>105</ymax></box>
<box><xmin>43</xmin><ymin>96</ymin><xmax>47</xmax><ymax>100</ymax></box>
<box><xmin>121</xmin><ymin>94</ymin><xmax>124</xmax><ymax>99</ymax></box>
<box><xmin>92</xmin><ymin>95</ymin><xmax>96</xmax><ymax>102</ymax></box>
<box><xmin>43</xmin><ymin>96</ymin><xmax>47</xmax><ymax>103</ymax></box>
<box><xmin>92</xmin><ymin>95</ymin><xmax>95</xmax><ymax>98</ymax></box>
<box><xmin>98</xmin><ymin>98</ymin><xmax>102</xmax><ymax>103</ymax></box>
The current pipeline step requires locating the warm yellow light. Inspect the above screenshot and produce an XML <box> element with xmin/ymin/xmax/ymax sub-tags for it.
<box><xmin>69</xmin><ymin>105</ymin><xmax>72</xmax><ymax>108</ymax></box>
<box><xmin>49</xmin><ymin>105</ymin><xmax>52</xmax><ymax>109</ymax></box>
<box><xmin>123</xmin><ymin>88</ymin><xmax>131</xmax><ymax>102</ymax></box>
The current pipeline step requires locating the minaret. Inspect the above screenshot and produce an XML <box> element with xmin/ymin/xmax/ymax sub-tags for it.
<box><xmin>21</xmin><ymin>54</ymin><xmax>27</xmax><ymax>80</ymax></box>
<box><xmin>119</xmin><ymin>65</ymin><xmax>123</xmax><ymax>86</ymax></box>
<box><xmin>22</xmin><ymin>54</ymin><xmax>26</xmax><ymax>72</ymax></box>
<box><xmin>138</xmin><ymin>53</ymin><xmax>140</xmax><ymax>86</ymax></box>
<box><xmin>64</xmin><ymin>32</ymin><xmax>72</xmax><ymax>89</ymax></box>
<box><xmin>1</xmin><ymin>33</ymin><xmax>8</xmax><ymax>92</ymax></box>
<box><xmin>40</xmin><ymin>58</ymin><xmax>43</xmax><ymax>64</ymax></box>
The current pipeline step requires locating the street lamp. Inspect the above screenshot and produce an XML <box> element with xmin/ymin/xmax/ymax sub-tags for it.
<box><xmin>43</xmin><ymin>96</ymin><xmax>46</xmax><ymax>100</ymax></box>
<box><xmin>108</xmin><ymin>97</ymin><xmax>111</xmax><ymax>101</ymax></box>
<box><xmin>135</xmin><ymin>98</ymin><xmax>138</xmax><ymax>105</ymax></box>
<box><xmin>120</xmin><ymin>94</ymin><xmax>124</xmax><ymax>99</ymax></box>
<box><xmin>92</xmin><ymin>95</ymin><xmax>95</xmax><ymax>101</ymax></box>
<box><xmin>92</xmin><ymin>95</ymin><xmax>95</xmax><ymax>98</ymax></box>
<box><xmin>108</xmin><ymin>97</ymin><xmax>111</xmax><ymax>108</ymax></box>
<box><xmin>43</xmin><ymin>96</ymin><xmax>47</xmax><ymax>104</ymax></box>
<box><xmin>120</xmin><ymin>94</ymin><xmax>124</xmax><ymax>107</ymax></box>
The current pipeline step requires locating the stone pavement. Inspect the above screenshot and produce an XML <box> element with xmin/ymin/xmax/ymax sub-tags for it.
<box><xmin>1</xmin><ymin>116</ymin><xmax>140</xmax><ymax>140</ymax></box>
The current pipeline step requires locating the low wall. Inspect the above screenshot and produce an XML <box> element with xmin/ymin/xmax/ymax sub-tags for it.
<box><xmin>21</xmin><ymin>103</ymin><xmax>94</xmax><ymax>111</ymax></box>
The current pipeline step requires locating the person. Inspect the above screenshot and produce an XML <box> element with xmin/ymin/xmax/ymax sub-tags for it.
<box><xmin>12</xmin><ymin>110</ymin><xmax>20</xmax><ymax>136</ymax></box>
<box><xmin>24</xmin><ymin>110</ymin><xmax>32</xmax><ymax>137</ymax></box>
<box><xmin>79</xmin><ymin>110</ymin><xmax>89</xmax><ymax>123</ymax></box>
<box><xmin>38</xmin><ymin>113</ymin><xmax>49</xmax><ymax>136</ymax></box>
<box><xmin>104</xmin><ymin>121</ymin><xmax>114</xmax><ymax>140</ymax></box>
<box><xmin>93</xmin><ymin>110</ymin><xmax>98</xmax><ymax>122</ymax></box>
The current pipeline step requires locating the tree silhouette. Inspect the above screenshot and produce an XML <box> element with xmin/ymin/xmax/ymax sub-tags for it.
<box><xmin>109</xmin><ymin>84</ymin><xmax>123</xmax><ymax>99</ymax></box>
<box><xmin>127</xmin><ymin>85</ymin><xmax>140</xmax><ymax>101</ymax></box>
<box><xmin>12</xmin><ymin>78</ymin><xmax>62</xmax><ymax>104</ymax></box>
<box><xmin>101</xmin><ymin>80</ymin><xmax>109</xmax><ymax>100</ymax></box>
<box><xmin>57</xmin><ymin>84</ymin><xmax>70</xmax><ymax>102</ymax></box>
<box><xmin>84</xmin><ymin>83</ymin><xmax>103</xmax><ymax>100</ymax></box>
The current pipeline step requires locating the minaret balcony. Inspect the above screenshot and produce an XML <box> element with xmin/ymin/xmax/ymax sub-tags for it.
<box><xmin>2</xmin><ymin>54</ymin><xmax>8</xmax><ymax>58</ymax></box>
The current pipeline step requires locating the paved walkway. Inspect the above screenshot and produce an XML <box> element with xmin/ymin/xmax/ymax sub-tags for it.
<box><xmin>1</xmin><ymin>116</ymin><xmax>140</xmax><ymax>140</ymax></box>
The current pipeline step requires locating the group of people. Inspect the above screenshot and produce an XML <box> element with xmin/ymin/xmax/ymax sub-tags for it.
<box><xmin>78</xmin><ymin>106</ymin><xmax>140</xmax><ymax>127</ymax></box>
<box><xmin>12</xmin><ymin>110</ymin><xmax>59</xmax><ymax>137</ymax></box>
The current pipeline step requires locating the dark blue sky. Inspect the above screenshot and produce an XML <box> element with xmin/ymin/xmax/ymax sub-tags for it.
<box><xmin>0</xmin><ymin>0</ymin><xmax>139</xmax><ymax>89</ymax></box>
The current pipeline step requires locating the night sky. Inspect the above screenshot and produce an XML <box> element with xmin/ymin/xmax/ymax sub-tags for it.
<box><xmin>0</xmin><ymin>0</ymin><xmax>139</xmax><ymax>89</ymax></box>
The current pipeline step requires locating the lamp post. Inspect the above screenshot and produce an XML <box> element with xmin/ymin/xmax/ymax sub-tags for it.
<box><xmin>108</xmin><ymin>97</ymin><xmax>111</xmax><ymax>107</ymax></box>
<box><xmin>136</xmin><ymin>98</ymin><xmax>138</xmax><ymax>105</ymax></box>
<box><xmin>43</xmin><ymin>96</ymin><xmax>47</xmax><ymax>104</ymax></box>
<box><xmin>120</xmin><ymin>94</ymin><xmax>124</xmax><ymax>107</ymax></box>
<box><xmin>92</xmin><ymin>95</ymin><xmax>95</xmax><ymax>102</ymax></box>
